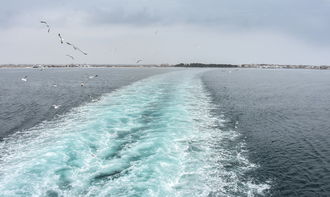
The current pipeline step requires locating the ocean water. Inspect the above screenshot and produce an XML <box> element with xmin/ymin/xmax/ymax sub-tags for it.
<box><xmin>0</xmin><ymin>68</ymin><xmax>175</xmax><ymax>138</ymax></box>
<box><xmin>0</xmin><ymin>68</ymin><xmax>329</xmax><ymax>196</ymax></box>
<box><xmin>202</xmin><ymin>68</ymin><xmax>330</xmax><ymax>196</ymax></box>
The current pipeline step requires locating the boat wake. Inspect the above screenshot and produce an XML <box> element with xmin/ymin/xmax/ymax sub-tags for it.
<box><xmin>0</xmin><ymin>70</ymin><xmax>269</xmax><ymax>196</ymax></box>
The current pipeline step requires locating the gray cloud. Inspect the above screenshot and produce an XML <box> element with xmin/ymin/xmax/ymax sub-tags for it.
<box><xmin>1</xmin><ymin>0</ymin><xmax>330</xmax><ymax>64</ymax></box>
<box><xmin>2</xmin><ymin>1</ymin><xmax>330</xmax><ymax>33</ymax></box>
<box><xmin>2</xmin><ymin>0</ymin><xmax>329</xmax><ymax>44</ymax></box>
<box><xmin>85</xmin><ymin>0</ymin><xmax>330</xmax><ymax>44</ymax></box>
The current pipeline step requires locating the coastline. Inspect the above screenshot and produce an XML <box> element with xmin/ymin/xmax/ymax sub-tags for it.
<box><xmin>0</xmin><ymin>63</ymin><xmax>330</xmax><ymax>70</ymax></box>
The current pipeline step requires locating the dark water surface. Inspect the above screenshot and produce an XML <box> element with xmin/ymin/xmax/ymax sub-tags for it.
<box><xmin>0</xmin><ymin>68</ymin><xmax>176</xmax><ymax>138</ymax></box>
<box><xmin>0</xmin><ymin>68</ymin><xmax>329</xmax><ymax>196</ymax></box>
<box><xmin>202</xmin><ymin>68</ymin><xmax>330</xmax><ymax>196</ymax></box>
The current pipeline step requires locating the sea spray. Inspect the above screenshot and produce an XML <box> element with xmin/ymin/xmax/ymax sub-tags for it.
<box><xmin>0</xmin><ymin>70</ymin><xmax>269</xmax><ymax>196</ymax></box>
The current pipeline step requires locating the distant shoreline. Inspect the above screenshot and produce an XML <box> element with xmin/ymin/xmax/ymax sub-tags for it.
<box><xmin>0</xmin><ymin>63</ymin><xmax>329</xmax><ymax>70</ymax></box>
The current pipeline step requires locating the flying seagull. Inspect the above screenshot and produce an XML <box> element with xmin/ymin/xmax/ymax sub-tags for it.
<box><xmin>81</xmin><ymin>75</ymin><xmax>99</xmax><ymax>87</ymax></box>
<box><xmin>66</xmin><ymin>54</ymin><xmax>75</xmax><ymax>60</ymax></box>
<box><xmin>88</xmin><ymin>74</ymin><xmax>98</xmax><ymax>79</ymax></box>
<box><xmin>21</xmin><ymin>76</ymin><xmax>28</xmax><ymax>82</ymax></box>
<box><xmin>77</xmin><ymin>48</ymin><xmax>88</xmax><ymax>55</ymax></box>
<box><xmin>136</xmin><ymin>59</ymin><xmax>143</xmax><ymax>64</ymax></box>
<box><xmin>66</xmin><ymin>42</ymin><xmax>78</xmax><ymax>50</ymax></box>
<box><xmin>66</xmin><ymin>42</ymin><xmax>88</xmax><ymax>55</ymax></box>
<box><xmin>58</xmin><ymin>33</ymin><xmax>64</xmax><ymax>44</ymax></box>
<box><xmin>40</xmin><ymin>21</ymin><xmax>50</xmax><ymax>33</ymax></box>
<box><xmin>51</xmin><ymin>104</ymin><xmax>61</xmax><ymax>109</ymax></box>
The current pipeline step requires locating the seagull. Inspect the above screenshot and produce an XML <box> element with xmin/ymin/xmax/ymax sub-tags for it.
<box><xmin>77</xmin><ymin>48</ymin><xmax>88</xmax><ymax>55</ymax></box>
<box><xmin>66</xmin><ymin>42</ymin><xmax>87</xmax><ymax>55</ymax></box>
<box><xmin>66</xmin><ymin>42</ymin><xmax>78</xmax><ymax>50</ymax></box>
<box><xmin>52</xmin><ymin>84</ymin><xmax>57</xmax><ymax>87</ymax></box>
<box><xmin>136</xmin><ymin>59</ymin><xmax>143</xmax><ymax>64</ymax></box>
<box><xmin>80</xmin><ymin>82</ymin><xmax>85</xmax><ymax>87</ymax></box>
<box><xmin>40</xmin><ymin>21</ymin><xmax>50</xmax><ymax>33</ymax></box>
<box><xmin>51</xmin><ymin>104</ymin><xmax>61</xmax><ymax>109</ymax></box>
<box><xmin>58</xmin><ymin>33</ymin><xmax>64</xmax><ymax>44</ymax></box>
<box><xmin>66</xmin><ymin>54</ymin><xmax>75</xmax><ymax>60</ymax></box>
<box><xmin>21</xmin><ymin>76</ymin><xmax>28</xmax><ymax>82</ymax></box>
<box><xmin>88</xmin><ymin>74</ymin><xmax>98</xmax><ymax>79</ymax></box>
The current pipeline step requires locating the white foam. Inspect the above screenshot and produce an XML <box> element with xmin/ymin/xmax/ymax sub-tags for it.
<box><xmin>0</xmin><ymin>70</ymin><xmax>270</xmax><ymax>196</ymax></box>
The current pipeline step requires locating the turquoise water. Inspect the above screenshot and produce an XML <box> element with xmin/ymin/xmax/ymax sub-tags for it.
<box><xmin>0</xmin><ymin>70</ymin><xmax>268</xmax><ymax>196</ymax></box>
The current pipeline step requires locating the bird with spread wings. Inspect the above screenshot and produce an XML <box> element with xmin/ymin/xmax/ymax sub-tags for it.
<box><xmin>66</xmin><ymin>42</ymin><xmax>88</xmax><ymax>55</ymax></box>
<box><xmin>40</xmin><ymin>21</ymin><xmax>50</xmax><ymax>33</ymax></box>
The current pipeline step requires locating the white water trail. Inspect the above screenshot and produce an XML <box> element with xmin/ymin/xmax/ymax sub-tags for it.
<box><xmin>0</xmin><ymin>70</ymin><xmax>269</xmax><ymax>196</ymax></box>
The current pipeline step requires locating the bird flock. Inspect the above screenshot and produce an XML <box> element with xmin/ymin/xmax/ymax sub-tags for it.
<box><xmin>40</xmin><ymin>20</ymin><xmax>88</xmax><ymax>60</ymax></box>
<box><xmin>19</xmin><ymin>20</ymin><xmax>100</xmax><ymax>110</ymax></box>
<box><xmin>40</xmin><ymin>20</ymin><xmax>144</xmax><ymax>63</ymax></box>
<box><xmin>20</xmin><ymin>19</ymin><xmax>154</xmax><ymax>109</ymax></box>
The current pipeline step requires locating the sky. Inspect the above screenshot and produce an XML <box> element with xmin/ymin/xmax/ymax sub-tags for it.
<box><xmin>1</xmin><ymin>0</ymin><xmax>330</xmax><ymax>65</ymax></box>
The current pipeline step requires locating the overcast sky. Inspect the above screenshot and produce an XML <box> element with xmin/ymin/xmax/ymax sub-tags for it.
<box><xmin>1</xmin><ymin>0</ymin><xmax>330</xmax><ymax>65</ymax></box>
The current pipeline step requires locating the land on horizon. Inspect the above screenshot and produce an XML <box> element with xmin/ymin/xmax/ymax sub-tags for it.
<box><xmin>0</xmin><ymin>63</ymin><xmax>330</xmax><ymax>70</ymax></box>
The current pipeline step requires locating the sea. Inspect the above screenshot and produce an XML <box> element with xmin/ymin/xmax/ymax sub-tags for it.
<box><xmin>0</xmin><ymin>67</ymin><xmax>329</xmax><ymax>197</ymax></box>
